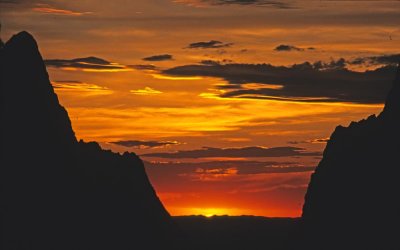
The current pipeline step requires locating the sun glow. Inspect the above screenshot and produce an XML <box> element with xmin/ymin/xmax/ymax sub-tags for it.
<box><xmin>151</xmin><ymin>74</ymin><xmax>203</xmax><ymax>80</ymax></box>
<box><xmin>130</xmin><ymin>87</ymin><xmax>163</xmax><ymax>95</ymax></box>
<box><xmin>186</xmin><ymin>207</ymin><xmax>241</xmax><ymax>217</ymax></box>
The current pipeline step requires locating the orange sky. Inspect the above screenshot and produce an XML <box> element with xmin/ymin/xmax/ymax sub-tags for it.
<box><xmin>1</xmin><ymin>0</ymin><xmax>399</xmax><ymax>217</ymax></box>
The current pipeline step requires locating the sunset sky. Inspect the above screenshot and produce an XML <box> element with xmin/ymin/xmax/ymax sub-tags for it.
<box><xmin>1</xmin><ymin>0</ymin><xmax>399</xmax><ymax>217</ymax></box>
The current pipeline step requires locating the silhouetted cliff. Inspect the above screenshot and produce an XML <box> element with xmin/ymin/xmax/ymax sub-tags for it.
<box><xmin>0</xmin><ymin>32</ymin><xmax>176</xmax><ymax>250</ymax></box>
<box><xmin>301</xmin><ymin>64</ymin><xmax>400</xmax><ymax>249</ymax></box>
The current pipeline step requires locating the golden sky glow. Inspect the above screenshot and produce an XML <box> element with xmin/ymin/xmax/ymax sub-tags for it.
<box><xmin>1</xmin><ymin>0</ymin><xmax>399</xmax><ymax>217</ymax></box>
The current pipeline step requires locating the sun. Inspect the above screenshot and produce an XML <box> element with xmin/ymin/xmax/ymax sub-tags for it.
<box><xmin>188</xmin><ymin>207</ymin><xmax>233</xmax><ymax>217</ymax></box>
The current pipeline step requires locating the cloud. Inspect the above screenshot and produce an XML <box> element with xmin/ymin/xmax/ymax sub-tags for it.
<box><xmin>274</xmin><ymin>44</ymin><xmax>315</xmax><ymax>52</ymax></box>
<box><xmin>287</xmin><ymin>138</ymin><xmax>330</xmax><ymax>145</ymax></box>
<box><xmin>145</xmin><ymin>160</ymin><xmax>314</xmax><ymax>175</ymax></box>
<box><xmin>200</xmin><ymin>60</ymin><xmax>222</xmax><ymax>66</ymax></box>
<box><xmin>162</xmin><ymin>59</ymin><xmax>398</xmax><ymax>104</ymax></box>
<box><xmin>32</xmin><ymin>4</ymin><xmax>91</xmax><ymax>16</ymax></box>
<box><xmin>189</xmin><ymin>167</ymin><xmax>239</xmax><ymax>181</ymax></box>
<box><xmin>142</xmin><ymin>54</ymin><xmax>173</xmax><ymax>61</ymax></box>
<box><xmin>200</xmin><ymin>59</ymin><xmax>233</xmax><ymax>65</ymax></box>
<box><xmin>145</xmin><ymin>160</ymin><xmax>315</xmax><ymax>183</ymax></box>
<box><xmin>130</xmin><ymin>87</ymin><xmax>163</xmax><ymax>95</ymax></box>
<box><xmin>53</xmin><ymin>80</ymin><xmax>82</xmax><ymax>84</ymax></box>
<box><xmin>174</xmin><ymin>0</ymin><xmax>292</xmax><ymax>9</ymax></box>
<box><xmin>142</xmin><ymin>146</ymin><xmax>321</xmax><ymax>158</ymax></box>
<box><xmin>45</xmin><ymin>56</ymin><xmax>133</xmax><ymax>72</ymax></box>
<box><xmin>0</xmin><ymin>0</ymin><xmax>46</xmax><ymax>4</ymax></box>
<box><xmin>187</xmin><ymin>40</ymin><xmax>233</xmax><ymax>49</ymax></box>
<box><xmin>51</xmin><ymin>81</ymin><xmax>113</xmax><ymax>95</ymax></box>
<box><xmin>130</xmin><ymin>64</ymin><xmax>158</xmax><ymax>71</ymax></box>
<box><xmin>110</xmin><ymin>140</ymin><xmax>180</xmax><ymax>149</ymax></box>
<box><xmin>1</xmin><ymin>2</ymin><xmax>91</xmax><ymax>16</ymax></box>
<box><xmin>350</xmin><ymin>54</ymin><xmax>400</xmax><ymax>67</ymax></box>
<box><xmin>0</xmin><ymin>0</ymin><xmax>48</xmax><ymax>6</ymax></box>
<box><xmin>309</xmin><ymin>138</ymin><xmax>330</xmax><ymax>143</ymax></box>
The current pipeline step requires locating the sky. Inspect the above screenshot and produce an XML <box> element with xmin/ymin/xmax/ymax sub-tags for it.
<box><xmin>1</xmin><ymin>0</ymin><xmax>399</xmax><ymax>217</ymax></box>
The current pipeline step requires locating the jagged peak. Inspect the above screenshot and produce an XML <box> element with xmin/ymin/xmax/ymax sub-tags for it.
<box><xmin>380</xmin><ymin>62</ymin><xmax>400</xmax><ymax>119</ymax></box>
<box><xmin>4</xmin><ymin>31</ymin><xmax>38</xmax><ymax>51</ymax></box>
<box><xmin>2</xmin><ymin>31</ymin><xmax>78</xmax><ymax>145</ymax></box>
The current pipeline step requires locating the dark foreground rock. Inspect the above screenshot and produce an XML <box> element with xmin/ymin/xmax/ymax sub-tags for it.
<box><xmin>301</xmin><ymin>65</ymin><xmax>400</xmax><ymax>249</ymax></box>
<box><xmin>0</xmin><ymin>32</ymin><xmax>178</xmax><ymax>250</ymax></box>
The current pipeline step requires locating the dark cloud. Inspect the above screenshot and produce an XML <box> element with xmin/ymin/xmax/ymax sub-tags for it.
<box><xmin>110</xmin><ymin>140</ymin><xmax>179</xmax><ymax>149</ymax></box>
<box><xmin>312</xmin><ymin>58</ymin><xmax>347</xmax><ymax>70</ymax></box>
<box><xmin>45</xmin><ymin>56</ymin><xmax>128</xmax><ymax>70</ymax></box>
<box><xmin>130</xmin><ymin>64</ymin><xmax>158</xmax><ymax>70</ymax></box>
<box><xmin>288</xmin><ymin>138</ymin><xmax>330</xmax><ymax>145</ymax></box>
<box><xmin>142</xmin><ymin>146</ymin><xmax>321</xmax><ymax>159</ymax></box>
<box><xmin>274</xmin><ymin>44</ymin><xmax>315</xmax><ymax>52</ymax></box>
<box><xmin>236</xmin><ymin>165</ymin><xmax>314</xmax><ymax>175</ymax></box>
<box><xmin>145</xmin><ymin>160</ymin><xmax>315</xmax><ymax>176</ymax></box>
<box><xmin>46</xmin><ymin>57</ymin><xmax>110</xmax><ymax>65</ymax></box>
<box><xmin>0</xmin><ymin>0</ymin><xmax>39</xmax><ymax>4</ymax></box>
<box><xmin>162</xmin><ymin>60</ymin><xmax>398</xmax><ymax>104</ymax></box>
<box><xmin>142</xmin><ymin>54</ymin><xmax>173</xmax><ymax>61</ymax></box>
<box><xmin>200</xmin><ymin>59</ymin><xmax>233</xmax><ymax>65</ymax></box>
<box><xmin>179</xmin><ymin>0</ymin><xmax>293</xmax><ymax>9</ymax></box>
<box><xmin>200</xmin><ymin>60</ymin><xmax>222</xmax><ymax>66</ymax></box>
<box><xmin>275</xmin><ymin>44</ymin><xmax>303</xmax><ymax>51</ymax></box>
<box><xmin>350</xmin><ymin>54</ymin><xmax>400</xmax><ymax>67</ymax></box>
<box><xmin>187</xmin><ymin>40</ymin><xmax>233</xmax><ymax>49</ymax></box>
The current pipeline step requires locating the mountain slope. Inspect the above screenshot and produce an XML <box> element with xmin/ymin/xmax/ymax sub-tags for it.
<box><xmin>0</xmin><ymin>32</ymin><xmax>176</xmax><ymax>250</ymax></box>
<box><xmin>301</xmin><ymin>64</ymin><xmax>400</xmax><ymax>249</ymax></box>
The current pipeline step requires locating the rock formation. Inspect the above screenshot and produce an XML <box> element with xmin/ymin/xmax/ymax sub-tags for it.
<box><xmin>1</xmin><ymin>32</ymin><xmax>177</xmax><ymax>250</ymax></box>
<box><xmin>301</xmin><ymin>64</ymin><xmax>400</xmax><ymax>249</ymax></box>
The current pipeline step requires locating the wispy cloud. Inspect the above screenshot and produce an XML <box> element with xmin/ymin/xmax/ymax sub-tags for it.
<box><xmin>142</xmin><ymin>146</ymin><xmax>321</xmax><ymax>158</ymax></box>
<box><xmin>145</xmin><ymin>160</ymin><xmax>315</xmax><ymax>183</ymax></box>
<box><xmin>288</xmin><ymin>138</ymin><xmax>330</xmax><ymax>145</ymax></box>
<box><xmin>130</xmin><ymin>87</ymin><xmax>163</xmax><ymax>95</ymax></box>
<box><xmin>51</xmin><ymin>81</ymin><xmax>113</xmax><ymax>95</ymax></box>
<box><xmin>187</xmin><ymin>40</ymin><xmax>233</xmax><ymax>49</ymax></box>
<box><xmin>174</xmin><ymin>0</ymin><xmax>293</xmax><ymax>9</ymax></box>
<box><xmin>32</xmin><ymin>4</ymin><xmax>91</xmax><ymax>16</ymax></box>
<box><xmin>45</xmin><ymin>56</ymin><xmax>133</xmax><ymax>72</ymax></box>
<box><xmin>274</xmin><ymin>44</ymin><xmax>315</xmax><ymax>52</ymax></box>
<box><xmin>142</xmin><ymin>54</ymin><xmax>174</xmax><ymax>61</ymax></box>
<box><xmin>130</xmin><ymin>64</ymin><xmax>158</xmax><ymax>71</ymax></box>
<box><xmin>110</xmin><ymin>140</ymin><xmax>180</xmax><ymax>149</ymax></box>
